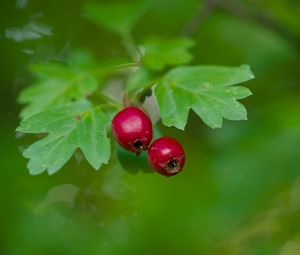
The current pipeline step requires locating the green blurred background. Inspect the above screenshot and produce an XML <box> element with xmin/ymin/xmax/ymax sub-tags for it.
<box><xmin>1</xmin><ymin>0</ymin><xmax>300</xmax><ymax>254</ymax></box>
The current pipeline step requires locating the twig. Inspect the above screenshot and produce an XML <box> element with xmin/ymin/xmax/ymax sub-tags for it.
<box><xmin>91</xmin><ymin>62</ymin><xmax>139</xmax><ymax>77</ymax></box>
<box><xmin>123</xmin><ymin>93</ymin><xmax>130</xmax><ymax>107</ymax></box>
<box><xmin>181</xmin><ymin>0</ymin><xmax>219</xmax><ymax>36</ymax></box>
<box><xmin>181</xmin><ymin>0</ymin><xmax>300</xmax><ymax>50</ymax></box>
<box><xmin>218</xmin><ymin>0</ymin><xmax>300</xmax><ymax>48</ymax></box>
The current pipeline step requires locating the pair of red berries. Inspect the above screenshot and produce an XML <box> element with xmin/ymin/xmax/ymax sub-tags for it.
<box><xmin>112</xmin><ymin>107</ymin><xmax>185</xmax><ymax>177</ymax></box>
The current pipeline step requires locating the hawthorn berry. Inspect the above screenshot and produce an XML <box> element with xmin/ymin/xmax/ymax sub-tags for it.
<box><xmin>148</xmin><ymin>137</ymin><xmax>185</xmax><ymax>177</ymax></box>
<box><xmin>112</xmin><ymin>107</ymin><xmax>153</xmax><ymax>155</ymax></box>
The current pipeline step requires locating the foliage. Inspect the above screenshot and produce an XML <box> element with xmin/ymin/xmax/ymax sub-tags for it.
<box><xmin>155</xmin><ymin>65</ymin><xmax>253</xmax><ymax>129</ymax></box>
<box><xmin>2</xmin><ymin>0</ymin><xmax>300</xmax><ymax>254</ymax></box>
<box><xmin>16</xmin><ymin>100</ymin><xmax>111</xmax><ymax>175</ymax></box>
<box><xmin>18</xmin><ymin>50</ymin><xmax>100</xmax><ymax>119</ymax></box>
<box><xmin>141</xmin><ymin>37</ymin><xmax>195</xmax><ymax>71</ymax></box>
<box><xmin>16</xmin><ymin>0</ymin><xmax>253</xmax><ymax>175</ymax></box>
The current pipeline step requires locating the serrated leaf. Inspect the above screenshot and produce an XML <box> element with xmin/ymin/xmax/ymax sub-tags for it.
<box><xmin>16</xmin><ymin>100</ymin><xmax>112</xmax><ymax>175</ymax></box>
<box><xmin>84</xmin><ymin>1</ymin><xmax>149</xmax><ymax>35</ymax></box>
<box><xmin>127</xmin><ymin>68</ymin><xmax>152</xmax><ymax>93</ymax></box>
<box><xmin>142</xmin><ymin>37</ymin><xmax>195</xmax><ymax>71</ymax></box>
<box><xmin>155</xmin><ymin>65</ymin><xmax>254</xmax><ymax>129</ymax></box>
<box><xmin>18</xmin><ymin>55</ymin><xmax>100</xmax><ymax>120</ymax></box>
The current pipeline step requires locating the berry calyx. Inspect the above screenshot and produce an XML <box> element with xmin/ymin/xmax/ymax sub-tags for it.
<box><xmin>147</xmin><ymin>137</ymin><xmax>185</xmax><ymax>177</ymax></box>
<box><xmin>112</xmin><ymin>107</ymin><xmax>153</xmax><ymax>155</ymax></box>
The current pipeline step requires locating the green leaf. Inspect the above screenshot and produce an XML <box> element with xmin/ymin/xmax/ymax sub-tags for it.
<box><xmin>127</xmin><ymin>68</ymin><xmax>152</xmax><ymax>94</ymax></box>
<box><xmin>16</xmin><ymin>100</ymin><xmax>112</xmax><ymax>175</ymax></box>
<box><xmin>68</xmin><ymin>49</ymin><xmax>97</xmax><ymax>69</ymax></box>
<box><xmin>19</xmin><ymin>60</ymin><xmax>99</xmax><ymax>120</ymax></box>
<box><xmin>142</xmin><ymin>37</ymin><xmax>195</xmax><ymax>71</ymax></box>
<box><xmin>155</xmin><ymin>65</ymin><xmax>254</xmax><ymax>129</ymax></box>
<box><xmin>84</xmin><ymin>1</ymin><xmax>149</xmax><ymax>35</ymax></box>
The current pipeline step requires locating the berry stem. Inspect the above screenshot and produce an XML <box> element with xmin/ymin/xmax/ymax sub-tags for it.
<box><xmin>123</xmin><ymin>93</ymin><xmax>130</xmax><ymax>107</ymax></box>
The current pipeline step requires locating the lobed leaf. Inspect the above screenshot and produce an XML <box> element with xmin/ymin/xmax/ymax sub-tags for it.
<box><xmin>127</xmin><ymin>68</ymin><xmax>152</xmax><ymax>94</ymax></box>
<box><xmin>16</xmin><ymin>100</ymin><xmax>112</xmax><ymax>175</ymax></box>
<box><xmin>18</xmin><ymin>52</ymin><xmax>100</xmax><ymax>120</ymax></box>
<box><xmin>155</xmin><ymin>65</ymin><xmax>254</xmax><ymax>129</ymax></box>
<box><xmin>142</xmin><ymin>37</ymin><xmax>195</xmax><ymax>71</ymax></box>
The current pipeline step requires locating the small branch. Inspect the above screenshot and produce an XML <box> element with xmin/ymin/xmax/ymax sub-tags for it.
<box><xmin>218</xmin><ymin>0</ymin><xmax>300</xmax><ymax>48</ymax></box>
<box><xmin>181</xmin><ymin>0</ymin><xmax>300</xmax><ymax>50</ymax></box>
<box><xmin>181</xmin><ymin>0</ymin><xmax>219</xmax><ymax>36</ymax></box>
<box><xmin>111</xmin><ymin>62</ymin><xmax>140</xmax><ymax>70</ymax></box>
<box><xmin>91</xmin><ymin>62</ymin><xmax>139</xmax><ymax>76</ymax></box>
<box><xmin>93</xmin><ymin>93</ymin><xmax>121</xmax><ymax>107</ymax></box>
<box><xmin>123</xmin><ymin>93</ymin><xmax>130</xmax><ymax>107</ymax></box>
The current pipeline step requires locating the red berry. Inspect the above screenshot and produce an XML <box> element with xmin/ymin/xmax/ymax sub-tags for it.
<box><xmin>148</xmin><ymin>137</ymin><xmax>185</xmax><ymax>177</ymax></box>
<box><xmin>112</xmin><ymin>107</ymin><xmax>153</xmax><ymax>155</ymax></box>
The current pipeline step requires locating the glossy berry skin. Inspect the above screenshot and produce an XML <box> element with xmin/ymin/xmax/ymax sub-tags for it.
<box><xmin>148</xmin><ymin>137</ymin><xmax>185</xmax><ymax>177</ymax></box>
<box><xmin>112</xmin><ymin>107</ymin><xmax>153</xmax><ymax>155</ymax></box>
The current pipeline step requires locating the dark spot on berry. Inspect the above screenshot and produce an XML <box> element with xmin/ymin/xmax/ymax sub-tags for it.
<box><xmin>167</xmin><ymin>159</ymin><xmax>178</xmax><ymax>169</ymax></box>
<box><xmin>163</xmin><ymin>158</ymin><xmax>181</xmax><ymax>176</ymax></box>
<box><xmin>130</xmin><ymin>139</ymin><xmax>147</xmax><ymax>155</ymax></box>
<box><xmin>133</xmin><ymin>140</ymin><xmax>143</xmax><ymax>150</ymax></box>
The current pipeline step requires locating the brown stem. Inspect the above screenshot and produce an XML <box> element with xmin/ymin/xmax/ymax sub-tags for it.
<box><xmin>181</xmin><ymin>0</ymin><xmax>300</xmax><ymax>50</ymax></box>
<box><xmin>123</xmin><ymin>93</ymin><xmax>130</xmax><ymax>107</ymax></box>
<box><xmin>218</xmin><ymin>0</ymin><xmax>300</xmax><ymax>46</ymax></box>
<box><xmin>181</xmin><ymin>0</ymin><xmax>219</xmax><ymax>36</ymax></box>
